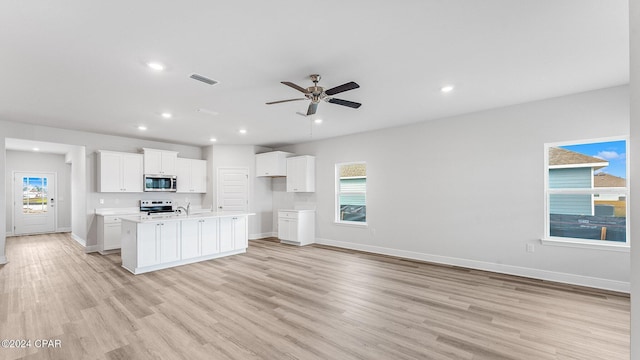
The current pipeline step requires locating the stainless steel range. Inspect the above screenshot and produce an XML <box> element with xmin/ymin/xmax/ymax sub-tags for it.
<box><xmin>140</xmin><ymin>200</ymin><xmax>174</xmax><ymax>214</ymax></box>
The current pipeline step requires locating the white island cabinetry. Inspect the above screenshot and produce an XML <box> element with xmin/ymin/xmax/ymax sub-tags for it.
<box><xmin>181</xmin><ymin>217</ymin><xmax>219</xmax><ymax>258</ymax></box>
<box><xmin>219</xmin><ymin>216</ymin><xmax>247</xmax><ymax>252</ymax></box>
<box><xmin>121</xmin><ymin>212</ymin><xmax>252</xmax><ymax>275</ymax></box>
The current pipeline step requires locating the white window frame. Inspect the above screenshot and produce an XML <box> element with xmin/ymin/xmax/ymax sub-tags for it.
<box><xmin>542</xmin><ymin>136</ymin><xmax>629</xmax><ymax>251</ymax></box>
<box><xmin>335</xmin><ymin>161</ymin><xmax>367</xmax><ymax>227</ymax></box>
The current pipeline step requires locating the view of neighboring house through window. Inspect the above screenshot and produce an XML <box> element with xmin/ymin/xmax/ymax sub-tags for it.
<box><xmin>23</xmin><ymin>176</ymin><xmax>49</xmax><ymax>214</ymax></box>
<box><xmin>336</xmin><ymin>162</ymin><xmax>366</xmax><ymax>224</ymax></box>
<box><xmin>545</xmin><ymin>138</ymin><xmax>628</xmax><ymax>244</ymax></box>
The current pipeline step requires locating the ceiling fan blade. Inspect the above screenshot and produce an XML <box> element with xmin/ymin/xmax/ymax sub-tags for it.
<box><xmin>327</xmin><ymin>98</ymin><xmax>362</xmax><ymax>109</ymax></box>
<box><xmin>266</xmin><ymin>98</ymin><xmax>307</xmax><ymax>105</ymax></box>
<box><xmin>281</xmin><ymin>81</ymin><xmax>309</xmax><ymax>93</ymax></box>
<box><xmin>307</xmin><ymin>102</ymin><xmax>319</xmax><ymax>115</ymax></box>
<box><xmin>325</xmin><ymin>81</ymin><xmax>360</xmax><ymax>96</ymax></box>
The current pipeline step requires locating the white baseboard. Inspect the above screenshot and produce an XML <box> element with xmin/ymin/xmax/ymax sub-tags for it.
<box><xmin>84</xmin><ymin>245</ymin><xmax>100</xmax><ymax>253</ymax></box>
<box><xmin>71</xmin><ymin>233</ymin><xmax>86</xmax><ymax>247</ymax></box>
<box><xmin>56</xmin><ymin>227</ymin><xmax>72</xmax><ymax>233</ymax></box>
<box><xmin>0</xmin><ymin>255</ymin><xmax>7</xmax><ymax>265</ymax></box>
<box><xmin>315</xmin><ymin>238</ymin><xmax>630</xmax><ymax>294</ymax></box>
<box><xmin>249</xmin><ymin>232</ymin><xmax>276</xmax><ymax>240</ymax></box>
<box><xmin>72</xmin><ymin>233</ymin><xmax>99</xmax><ymax>253</ymax></box>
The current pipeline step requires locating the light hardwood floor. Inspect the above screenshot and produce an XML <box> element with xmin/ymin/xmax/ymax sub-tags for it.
<box><xmin>0</xmin><ymin>233</ymin><xmax>630</xmax><ymax>360</ymax></box>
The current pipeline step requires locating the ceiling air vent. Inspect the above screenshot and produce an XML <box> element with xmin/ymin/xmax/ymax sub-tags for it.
<box><xmin>190</xmin><ymin>74</ymin><xmax>218</xmax><ymax>85</ymax></box>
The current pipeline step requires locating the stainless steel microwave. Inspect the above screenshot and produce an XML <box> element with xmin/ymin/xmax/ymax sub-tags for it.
<box><xmin>144</xmin><ymin>174</ymin><xmax>177</xmax><ymax>192</ymax></box>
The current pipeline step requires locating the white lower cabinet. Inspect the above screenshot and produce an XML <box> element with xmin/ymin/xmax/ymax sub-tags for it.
<box><xmin>97</xmin><ymin>215</ymin><xmax>124</xmax><ymax>253</ymax></box>
<box><xmin>219</xmin><ymin>216</ymin><xmax>247</xmax><ymax>252</ymax></box>
<box><xmin>121</xmin><ymin>214</ymin><xmax>251</xmax><ymax>274</ymax></box>
<box><xmin>181</xmin><ymin>218</ymin><xmax>219</xmax><ymax>259</ymax></box>
<box><xmin>278</xmin><ymin>210</ymin><xmax>315</xmax><ymax>246</ymax></box>
<box><xmin>159</xmin><ymin>221</ymin><xmax>181</xmax><ymax>263</ymax></box>
<box><xmin>137</xmin><ymin>221</ymin><xmax>180</xmax><ymax>267</ymax></box>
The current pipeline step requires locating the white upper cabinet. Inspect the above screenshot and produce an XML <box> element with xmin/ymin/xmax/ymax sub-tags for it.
<box><xmin>255</xmin><ymin>151</ymin><xmax>293</xmax><ymax>177</ymax></box>
<box><xmin>143</xmin><ymin>148</ymin><xmax>178</xmax><ymax>175</ymax></box>
<box><xmin>286</xmin><ymin>155</ymin><xmax>315</xmax><ymax>192</ymax></box>
<box><xmin>176</xmin><ymin>158</ymin><xmax>207</xmax><ymax>193</ymax></box>
<box><xmin>97</xmin><ymin>150</ymin><xmax>143</xmax><ymax>192</ymax></box>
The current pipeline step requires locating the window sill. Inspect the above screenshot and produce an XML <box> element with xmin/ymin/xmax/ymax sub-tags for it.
<box><xmin>334</xmin><ymin>221</ymin><xmax>368</xmax><ymax>228</ymax></box>
<box><xmin>540</xmin><ymin>237</ymin><xmax>629</xmax><ymax>252</ymax></box>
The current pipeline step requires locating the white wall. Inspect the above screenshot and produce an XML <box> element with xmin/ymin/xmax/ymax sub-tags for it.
<box><xmin>629</xmin><ymin>0</ymin><xmax>639</xmax><ymax>356</ymax></box>
<box><xmin>203</xmin><ymin>144</ymin><xmax>274</xmax><ymax>239</ymax></box>
<box><xmin>277</xmin><ymin>85</ymin><xmax>630</xmax><ymax>291</ymax></box>
<box><xmin>5</xmin><ymin>151</ymin><xmax>72</xmax><ymax>234</ymax></box>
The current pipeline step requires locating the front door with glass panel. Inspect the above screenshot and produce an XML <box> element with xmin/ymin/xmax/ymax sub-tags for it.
<box><xmin>14</xmin><ymin>172</ymin><xmax>56</xmax><ymax>235</ymax></box>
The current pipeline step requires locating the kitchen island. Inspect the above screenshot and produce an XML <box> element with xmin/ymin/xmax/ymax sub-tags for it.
<box><xmin>120</xmin><ymin>211</ymin><xmax>254</xmax><ymax>274</ymax></box>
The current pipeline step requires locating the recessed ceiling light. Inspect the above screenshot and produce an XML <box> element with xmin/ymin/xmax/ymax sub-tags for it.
<box><xmin>147</xmin><ymin>62</ymin><xmax>165</xmax><ymax>71</ymax></box>
<box><xmin>441</xmin><ymin>85</ymin><xmax>454</xmax><ymax>93</ymax></box>
<box><xmin>161</xmin><ymin>112</ymin><xmax>172</xmax><ymax>119</ymax></box>
<box><xmin>239</xmin><ymin>129</ymin><xmax>247</xmax><ymax>134</ymax></box>
<box><xmin>138</xmin><ymin>125</ymin><xmax>147</xmax><ymax>131</ymax></box>
<box><xmin>314</xmin><ymin>118</ymin><xmax>323</xmax><ymax>124</ymax></box>
<box><xmin>209</xmin><ymin>137</ymin><xmax>217</xmax><ymax>142</ymax></box>
<box><xmin>33</xmin><ymin>147</ymin><xmax>39</xmax><ymax>151</ymax></box>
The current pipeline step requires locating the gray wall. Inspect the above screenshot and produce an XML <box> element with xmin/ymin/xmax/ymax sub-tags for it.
<box><xmin>5</xmin><ymin>150</ymin><xmax>72</xmax><ymax>233</ymax></box>
<box><xmin>277</xmin><ymin>85</ymin><xmax>630</xmax><ymax>291</ymax></box>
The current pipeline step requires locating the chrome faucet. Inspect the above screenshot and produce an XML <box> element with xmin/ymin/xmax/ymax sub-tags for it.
<box><xmin>176</xmin><ymin>202</ymin><xmax>190</xmax><ymax>215</ymax></box>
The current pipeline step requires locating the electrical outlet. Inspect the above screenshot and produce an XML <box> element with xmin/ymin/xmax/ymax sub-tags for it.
<box><xmin>99</xmin><ymin>199</ymin><xmax>104</xmax><ymax>205</ymax></box>
<box><xmin>526</xmin><ymin>243</ymin><xmax>535</xmax><ymax>253</ymax></box>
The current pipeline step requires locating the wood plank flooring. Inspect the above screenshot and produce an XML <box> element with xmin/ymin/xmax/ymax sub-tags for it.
<box><xmin>0</xmin><ymin>233</ymin><xmax>630</xmax><ymax>359</ymax></box>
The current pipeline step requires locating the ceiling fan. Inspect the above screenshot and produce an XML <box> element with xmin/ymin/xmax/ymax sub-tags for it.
<box><xmin>266</xmin><ymin>74</ymin><xmax>361</xmax><ymax>116</ymax></box>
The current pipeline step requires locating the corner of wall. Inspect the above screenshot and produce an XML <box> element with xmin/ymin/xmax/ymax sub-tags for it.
<box><xmin>71</xmin><ymin>232</ymin><xmax>86</xmax><ymax>247</ymax></box>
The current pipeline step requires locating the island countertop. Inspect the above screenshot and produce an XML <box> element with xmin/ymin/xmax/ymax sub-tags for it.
<box><xmin>120</xmin><ymin>211</ymin><xmax>255</xmax><ymax>223</ymax></box>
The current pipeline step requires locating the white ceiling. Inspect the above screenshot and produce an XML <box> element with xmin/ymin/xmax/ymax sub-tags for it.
<box><xmin>0</xmin><ymin>1</ymin><xmax>629</xmax><ymax>148</ymax></box>
<box><xmin>5</xmin><ymin>138</ymin><xmax>77</xmax><ymax>155</ymax></box>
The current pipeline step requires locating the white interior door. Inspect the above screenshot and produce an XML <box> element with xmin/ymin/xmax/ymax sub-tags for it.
<box><xmin>14</xmin><ymin>172</ymin><xmax>56</xmax><ymax>235</ymax></box>
<box><xmin>216</xmin><ymin>168</ymin><xmax>248</xmax><ymax>212</ymax></box>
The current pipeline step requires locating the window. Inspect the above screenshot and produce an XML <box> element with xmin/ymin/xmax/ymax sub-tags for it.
<box><xmin>22</xmin><ymin>176</ymin><xmax>49</xmax><ymax>214</ymax></box>
<box><xmin>544</xmin><ymin>138</ymin><xmax>628</xmax><ymax>246</ymax></box>
<box><xmin>336</xmin><ymin>162</ymin><xmax>367</xmax><ymax>224</ymax></box>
